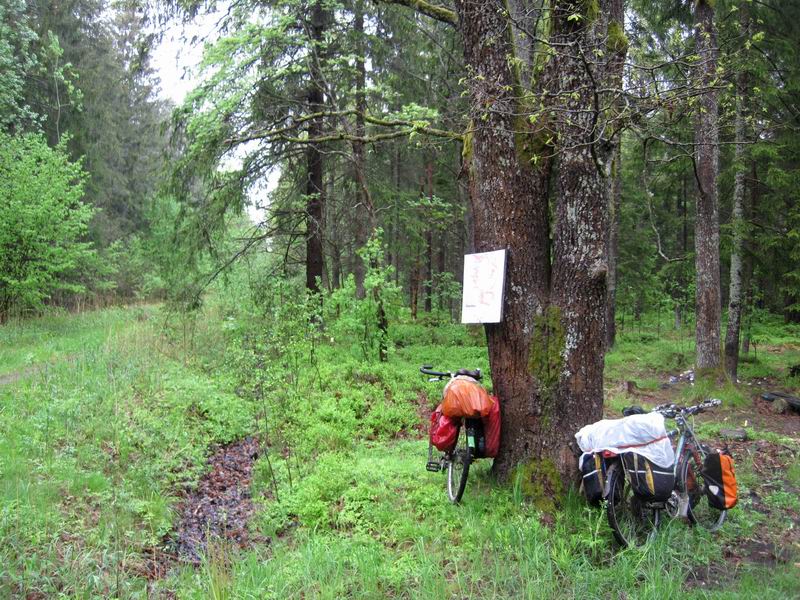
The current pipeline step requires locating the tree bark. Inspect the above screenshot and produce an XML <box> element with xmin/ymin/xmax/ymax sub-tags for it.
<box><xmin>352</xmin><ymin>0</ymin><xmax>372</xmax><ymax>299</ymax></box>
<box><xmin>454</xmin><ymin>0</ymin><xmax>552</xmax><ymax>482</ymax></box>
<box><xmin>605</xmin><ymin>145</ymin><xmax>621</xmax><ymax>348</ymax></box>
<box><xmin>549</xmin><ymin>1</ymin><xmax>610</xmax><ymax>486</ymax></box>
<box><xmin>305</xmin><ymin>1</ymin><xmax>328</xmax><ymax>294</ymax></box>
<box><xmin>742</xmin><ymin>160</ymin><xmax>758</xmax><ymax>355</ymax></box>
<box><xmin>724</xmin><ymin>61</ymin><xmax>749</xmax><ymax>380</ymax></box>
<box><xmin>693</xmin><ymin>0</ymin><xmax>722</xmax><ymax>373</ymax></box>
<box><xmin>382</xmin><ymin>0</ymin><xmax>614</xmax><ymax>497</ymax></box>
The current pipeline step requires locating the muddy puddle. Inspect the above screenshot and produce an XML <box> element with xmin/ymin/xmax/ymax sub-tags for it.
<box><xmin>171</xmin><ymin>436</ymin><xmax>266</xmax><ymax>564</ymax></box>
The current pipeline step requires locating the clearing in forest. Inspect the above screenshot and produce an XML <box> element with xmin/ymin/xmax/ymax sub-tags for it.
<box><xmin>0</xmin><ymin>306</ymin><xmax>797</xmax><ymax>598</ymax></box>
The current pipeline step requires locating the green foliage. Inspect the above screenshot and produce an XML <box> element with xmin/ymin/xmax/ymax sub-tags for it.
<box><xmin>0</xmin><ymin>0</ymin><xmax>39</xmax><ymax>130</ymax></box>
<box><xmin>326</xmin><ymin>230</ymin><xmax>401</xmax><ymax>362</ymax></box>
<box><xmin>0</xmin><ymin>133</ymin><xmax>96</xmax><ymax>319</ymax></box>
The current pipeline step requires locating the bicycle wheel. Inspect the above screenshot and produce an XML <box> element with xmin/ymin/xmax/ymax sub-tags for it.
<box><xmin>606</xmin><ymin>463</ymin><xmax>660</xmax><ymax>547</ymax></box>
<box><xmin>679</xmin><ymin>448</ymin><xmax>726</xmax><ymax>531</ymax></box>
<box><xmin>447</xmin><ymin>424</ymin><xmax>471</xmax><ymax>503</ymax></box>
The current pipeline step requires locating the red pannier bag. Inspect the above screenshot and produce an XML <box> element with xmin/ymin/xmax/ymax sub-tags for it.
<box><xmin>430</xmin><ymin>404</ymin><xmax>459</xmax><ymax>452</ymax></box>
<box><xmin>441</xmin><ymin>377</ymin><xmax>494</xmax><ymax>419</ymax></box>
<box><xmin>482</xmin><ymin>395</ymin><xmax>501</xmax><ymax>458</ymax></box>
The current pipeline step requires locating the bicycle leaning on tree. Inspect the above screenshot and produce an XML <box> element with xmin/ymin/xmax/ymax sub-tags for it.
<box><xmin>602</xmin><ymin>399</ymin><xmax>729</xmax><ymax>547</ymax></box>
<box><xmin>421</xmin><ymin>365</ymin><xmax>490</xmax><ymax>503</ymax></box>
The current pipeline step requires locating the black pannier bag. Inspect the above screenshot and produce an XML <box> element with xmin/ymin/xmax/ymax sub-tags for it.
<box><xmin>622</xmin><ymin>452</ymin><xmax>674</xmax><ymax>502</ymax></box>
<box><xmin>580</xmin><ymin>452</ymin><xmax>606</xmax><ymax>505</ymax></box>
<box><xmin>466</xmin><ymin>418</ymin><xmax>486</xmax><ymax>459</ymax></box>
<box><xmin>702</xmin><ymin>451</ymin><xmax>738</xmax><ymax>510</ymax></box>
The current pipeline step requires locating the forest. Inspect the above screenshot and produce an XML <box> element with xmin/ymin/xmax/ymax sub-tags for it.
<box><xmin>1</xmin><ymin>0</ymin><xmax>799</xmax><ymax>597</ymax></box>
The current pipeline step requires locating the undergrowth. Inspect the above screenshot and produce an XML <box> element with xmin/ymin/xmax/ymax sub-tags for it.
<box><xmin>1</xmin><ymin>285</ymin><xmax>798</xmax><ymax>598</ymax></box>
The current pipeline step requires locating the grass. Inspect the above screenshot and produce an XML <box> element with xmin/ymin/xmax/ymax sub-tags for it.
<box><xmin>1</xmin><ymin>302</ymin><xmax>798</xmax><ymax>598</ymax></box>
<box><xmin>167</xmin><ymin>439</ymin><xmax>797</xmax><ymax>599</ymax></box>
<box><xmin>0</xmin><ymin>306</ymin><xmax>257</xmax><ymax>597</ymax></box>
<box><xmin>0</xmin><ymin>305</ymin><xmax>150</xmax><ymax>377</ymax></box>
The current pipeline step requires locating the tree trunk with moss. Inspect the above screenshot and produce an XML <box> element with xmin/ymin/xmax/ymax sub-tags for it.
<box><xmin>454</xmin><ymin>0</ymin><xmax>552</xmax><ymax>482</ymax></box>
<box><xmin>454</xmin><ymin>0</ymin><xmax>616</xmax><ymax>494</ymax></box>
<box><xmin>693</xmin><ymin>0</ymin><xmax>722</xmax><ymax>373</ymax></box>
<box><xmin>386</xmin><ymin>0</ymin><xmax>617</xmax><ymax>498</ymax></box>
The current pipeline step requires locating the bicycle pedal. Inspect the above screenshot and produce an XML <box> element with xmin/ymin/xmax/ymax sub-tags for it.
<box><xmin>426</xmin><ymin>461</ymin><xmax>441</xmax><ymax>472</ymax></box>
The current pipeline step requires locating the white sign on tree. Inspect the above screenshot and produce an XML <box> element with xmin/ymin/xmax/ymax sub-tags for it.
<box><xmin>461</xmin><ymin>249</ymin><xmax>507</xmax><ymax>324</ymax></box>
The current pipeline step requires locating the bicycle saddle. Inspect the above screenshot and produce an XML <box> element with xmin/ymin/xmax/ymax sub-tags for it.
<box><xmin>455</xmin><ymin>368</ymin><xmax>482</xmax><ymax>380</ymax></box>
<box><xmin>622</xmin><ymin>405</ymin><xmax>647</xmax><ymax>416</ymax></box>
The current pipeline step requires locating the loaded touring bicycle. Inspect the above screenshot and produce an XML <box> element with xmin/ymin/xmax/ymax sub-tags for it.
<box><xmin>577</xmin><ymin>399</ymin><xmax>737</xmax><ymax>546</ymax></box>
<box><xmin>422</xmin><ymin>365</ymin><xmax>501</xmax><ymax>503</ymax></box>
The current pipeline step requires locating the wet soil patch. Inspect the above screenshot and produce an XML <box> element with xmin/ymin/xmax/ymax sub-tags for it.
<box><xmin>415</xmin><ymin>391</ymin><xmax>433</xmax><ymax>437</ymax></box>
<box><xmin>170</xmin><ymin>437</ymin><xmax>266</xmax><ymax>564</ymax></box>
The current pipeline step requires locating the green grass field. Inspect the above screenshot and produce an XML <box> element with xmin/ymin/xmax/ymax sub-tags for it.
<box><xmin>1</xmin><ymin>305</ymin><xmax>798</xmax><ymax>598</ymax></box>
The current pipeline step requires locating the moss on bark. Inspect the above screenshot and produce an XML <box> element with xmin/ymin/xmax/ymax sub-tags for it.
<box><xmin>513</xmin><ymin>457</ymin><xmax>564</xmax><ymax>512</ymax></box>
<box><xmin>527</xmin><ymin>305</ymin><xmax>565</xmax><ymax>393</ymax></box>
<box><xmin>607</xmin><ymin>20</ymin><xmax>628</xmax><ymax>53</ymax></box>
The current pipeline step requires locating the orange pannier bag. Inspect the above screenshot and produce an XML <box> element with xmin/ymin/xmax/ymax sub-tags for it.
<box><xmin>441</xmin><ymin>377</ymin><xmax>494</xmax><ymax>419</ymax></box>
<box><xmin>703</xmin><ymin>451</ymin><xmax>738</xmax><ymax>510</ymax></box>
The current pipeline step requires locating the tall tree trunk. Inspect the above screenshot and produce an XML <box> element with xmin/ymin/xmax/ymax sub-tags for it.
<box><xmin>724</xmin><ymin>63</ymin><xmax>749</xmax><ymax>381</ymax></box>
<box><xmin>549</xmin><ymin>1</ymin><xmax>611</xmax><ymax>486</ymax></box>
<box><xmin>423</xmin><ymin>160</ymin><xmax>434</xmax><ymax>313</ymax></box>
<box><xmin>675</xmin><ymin>173</ymin><xmax>689</xmax><ymax>328</ymax></box>
<box><xmin>352</xmin><ymin>0</ymin><xmax>372</xmax><ymax>299</ymax></box>
<box><xmin>305</xmin><ymin>1</ymin><xmax>327</xmax><ymax>294</ymax></box>
<box><xmin>454</xmin><ymin>0</ymin><xmax>552</xmax><ymax>482</ymax></box>
<box><xmin>604</xmin><ymin>0</ymin><xmax>625</xmax><ymax>350</ymax></box>
<box><xmin>391</xmin><ymin>142</ymin><xmax>403</xmax><ymax>285</ymax></box>
<box><xmin>742</xmin><ymin>160</ymin><xmax>758</xmax><ymax>355</ymax></box>
<box><xmin>450</xmin><ymin>0</ymin><xmax>615</xmax><ymax>495</ymax></box>
<box><xmin>605</xmin><ymin>146</ymin><xmax>621</xmax><ymax>349</ymax></box>
<box><xmin>693</xmin><ymin>0</ymin><xmax>722</xmax><ymax>373</ymax></box>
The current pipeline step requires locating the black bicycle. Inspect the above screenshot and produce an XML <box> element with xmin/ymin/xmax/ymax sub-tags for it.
<box><xmin>421</xmin><ymin>365</ymin><xmax>487</xmax><ymax>503</ymax></box>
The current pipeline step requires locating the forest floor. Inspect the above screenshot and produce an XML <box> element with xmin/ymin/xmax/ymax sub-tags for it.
<box><xmin>0</xmin><ymin>305</ymin><xmax>798</xmax><ymax>598</ymax></box>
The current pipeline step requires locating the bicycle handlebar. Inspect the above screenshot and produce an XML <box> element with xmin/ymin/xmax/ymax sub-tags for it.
<box><xmin>420</xmin><ymin>365</ymin><xmax>452</xmax><ymax>378</ymax></box>
<box><xmin>420</xmin><ymin>365</ymin><xmax>482</xmax><ymax>381</ymax></box>
<box><xmin>653</xmin><ymin>398</ymin><xmax>721</xmax><ymax>419</ymax></box>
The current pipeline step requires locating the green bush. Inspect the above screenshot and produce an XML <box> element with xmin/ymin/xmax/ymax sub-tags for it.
<box><xmin>0</xmin><ymin>133</ymin><xmax>96</xmax><ymax>320</ymax></box>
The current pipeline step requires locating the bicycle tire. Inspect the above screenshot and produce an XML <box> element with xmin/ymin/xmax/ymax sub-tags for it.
<box><xmin>679</xmin><ymin>448</ymin><xmax>726</xmax><ymax>531</ymax></box>
<box><xmin>606</xmin><ymin>463</ymin><xmax>660</xmax><ymax>547</ymax></box>
<box><xmin>447</xmin><ymin>424</ymin><xmax>471</xmax><ymax>503</ymax></box>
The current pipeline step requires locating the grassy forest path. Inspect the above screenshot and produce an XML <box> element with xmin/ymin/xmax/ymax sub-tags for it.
<box><xmin>0</xmin><ymin>305</ymin><xmax>155</xmax><ymax>385</ymax></box>
<box><xmin>0</xmin><ymin>305</ymin><xmax>798</xmax><ymax>598</ymax></box>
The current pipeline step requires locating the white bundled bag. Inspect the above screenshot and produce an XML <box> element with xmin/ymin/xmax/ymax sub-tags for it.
<box><xmin>575</xmin><ymin>413</ymin><xmax>675</xmax><ymax>468</ymax></box>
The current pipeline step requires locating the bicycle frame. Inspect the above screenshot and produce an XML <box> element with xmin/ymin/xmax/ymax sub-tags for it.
<box><xmin>606</xmin><ymin>412</ymin><xmax>703</xmax><ymax>510</ymax></box>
